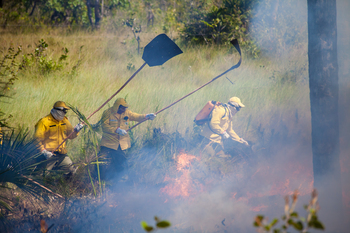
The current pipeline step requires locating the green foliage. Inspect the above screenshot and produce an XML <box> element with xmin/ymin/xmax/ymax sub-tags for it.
<box><xmin>70</xmin><ymin>45</ymin><xmax>85</xmax><ymax>77</ymax></box>
<box><xmin>68</xmin><ymin>104</ymin><xmax>105</xmax><ymax>197</ymax></box>
<box><xmin>22</xmin><ymin>39</ymin><xmax>69</xmax><ymax>74</ymax></box>
<box><xmin>127</xmin><ymin>62</ymin><xmax>136</xmax><ymax>71</ymax></box>
<box><xmin>106</xmin><ymin>0</ymin><xmax>130</xmax><ymax>10</ymax></box>
<box><xmin>37</xmin><ymin>0</ymin><xmax>88</xmax><ymax>26</ymax></box>
<box><xmin>0</xmin><ymin>0</ymin><xmax>89</xmax><ymax>28</ymax></box>
<box><xmin>161</xmin><ymin>8</ymin><xmax>177</xmax><ymax>34</ymax></box>
<box><xmin>180</xmin><ymin>0</ymin><xmax>259</xmax><ymax>57</ymax></box>
<box><xmin>0</xmin><ymin>39</ymin><xmax>82</xmax><ymax>130</ymax></box>
<box><xmin>0</xmin><ymin>46</ymin><xmax>23</xmax><ymax>94</ymax></box>
<box><xmin>253</xmin><ymin>189</ymin><xmax>325</xmax><ymax>233</ymax></box>
<box><xmin>0</xmin><ymin>45</ymin><xmax>24</xmax><ymax>128</ymax></box>
<box><xmin>141</xmin><ymin>216</ymin><xmax>171</xmax><ymax>232</ymax></box>
<box><xmin>0</xmin><ymin>0</ymin><xmax>132</xmax><ymax>29</ymax></box>
<box><xmin>123</xmin><ymin>17</ymin><xmax>142</xmax><ymax>54</ymax></box>
<box><xmin>0</xmin><ymin>128</ymin><xmax>51</xmax><ymax>218</ymax></box>
<box><xmin>0</xmin><ymin>0</ymin><xmax>29</xmax><ymax>28</ymax></box>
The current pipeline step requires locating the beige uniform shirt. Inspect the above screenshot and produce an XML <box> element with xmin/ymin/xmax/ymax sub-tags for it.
<box><xmin>201</xmin><ymin>105</ymin><xmax>241</xmax><ymax>145</ymax></box>
<box><xmin>100</xmin><ymin>108</ymin><xmax>145</xmax><ymax>150</ymax></box>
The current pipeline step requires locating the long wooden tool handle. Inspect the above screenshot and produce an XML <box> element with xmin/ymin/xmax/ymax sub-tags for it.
<box><xmin>127</xmin><ymin>49</ymin><xmax>241</xmax><ymax>132</ymax></box>
<box><xmin>51</xmin><ymin>62</ymin><xmax>147</xmax><ymax>153</ymax></box>
<box><xmin>127</xmin><ymin>65</ymin><xmax>238</xmax><ymax>132</ymax></box>
<box><xmin>86</xmin><ymin>62</ymin><xmax>147</xmax><ymax>120</ymax></box>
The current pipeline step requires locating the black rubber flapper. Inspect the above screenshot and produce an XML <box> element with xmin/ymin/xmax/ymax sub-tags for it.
<box><xmin>142</xmin><ymin>34</ymin><xmax>183</xmax><ymax>67</ymax></box>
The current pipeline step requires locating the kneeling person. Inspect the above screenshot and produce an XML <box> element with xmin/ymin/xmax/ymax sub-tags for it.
<box><xmin>34</xmin><ymin>101</ymin><xmax>83</xmax><ymax>177</ymax></box>
<box><xmin>201</xmin><ymin>96</ymin><xmax>249</xmax><ymax>158</ymax></box>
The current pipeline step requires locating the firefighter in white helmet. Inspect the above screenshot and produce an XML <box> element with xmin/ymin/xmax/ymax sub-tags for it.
<box><xmin>201</xmin><ymin>96</ymin><xmax>249</xmax><ymax>158</ymax></box>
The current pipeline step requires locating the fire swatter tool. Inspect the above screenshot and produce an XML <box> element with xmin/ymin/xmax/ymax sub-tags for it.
<box><xmin>128</xmin><ymin>39</ymin><xmax>241</xmax><ymax>132</ymax></box>
<box><xmin>52</xmin><ymin>34</ymin><xmax>183</xmax><ymax>152</ymax></box>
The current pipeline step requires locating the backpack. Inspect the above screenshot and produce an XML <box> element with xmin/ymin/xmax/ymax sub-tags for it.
<box><xmin>194</xmin><ymin>101</ymin><xmax>222</xmax><ymax>125</ymax></box>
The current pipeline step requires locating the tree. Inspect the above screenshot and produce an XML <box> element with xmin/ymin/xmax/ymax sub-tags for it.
<box><xmin>86</xmin><ymin>0</ymin><xmax>102</xmax><ymax>29</ymax></box>
<box><xmin>94</xmin><ymin>0</ymin><xmax>101</xmax><ymax>28</ymax></box>
<box><xmin>307</xmin><ymin>0</ymin><xmax>344</xmax><ymax>230</ymax></box>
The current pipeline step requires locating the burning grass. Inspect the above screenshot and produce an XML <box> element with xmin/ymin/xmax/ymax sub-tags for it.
<box><xmin>0</xmin><ymin>123</ymin><xmax>318</xmax><ymax>232</ymax></box>
<box><xmin>1</xmin><ymin>21</ymin><xmax>349</xmax><ymax>231</ymax></box>
<box><xmin>160</xmin><ymin>152</ymin><xmax>203</xmax><ymax>199</ymax></box>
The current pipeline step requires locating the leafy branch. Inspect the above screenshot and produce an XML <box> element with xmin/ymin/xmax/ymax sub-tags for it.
<box><xmin>68</xmin><ymin>104</ymin><xmax>105</xmax><ymax>197</ymax></box>
<box><xmin>123</xmin><ymin>17</ymin><xmax>142</xmax><ymax>54</ymax></box>
<box><xmin>141</xmin><ymin>216</ymin><xmax>171</xmax><ymax>232</ymax></box>
<box><xmin>0</xmin><ymin>45</ymin><xmax>24</xmax><ymax>128</ymax></box>
<box><xmin>253</xmin><ymin>189</ymin><xmax>325</xmax><ymax>233</ymax></box>
<box><xmin>22</xmin><ymin>39</ymin><xmax>69</xmax><ymax>74</ymax></box>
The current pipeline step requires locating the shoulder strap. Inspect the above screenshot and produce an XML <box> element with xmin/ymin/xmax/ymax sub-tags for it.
<box><xmin>223</xmin><ymin>105</ymin><xmax>228</xmax><ymax>119</ymax></box>
<box><xmin>207</xmin><ymin>104</ymin><xmax>227</xmax><ymax>135</ymax></box>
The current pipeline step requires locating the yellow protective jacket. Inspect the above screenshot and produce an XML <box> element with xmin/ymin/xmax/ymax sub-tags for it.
<box><xmin>34</xmin><ymin>114</ymin><xmax>78</xmax><ymax>154</ymax></box>
<box><xmin>201</xmin><ymin>105</ymin><xmax>241</xmax><ymax>145</ymax></box>
<box><xmin>100</xmin><ymin>105</ymin><xmax>146</xmax><ymax>151</ymax></box>
<box><xmin>0</xmin><ymin>127</ymin><xmax>2</xmax><ymax>145</ymax></box>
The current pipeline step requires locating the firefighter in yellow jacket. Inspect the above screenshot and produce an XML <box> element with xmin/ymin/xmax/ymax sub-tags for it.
<box><xmin>34</xmin><ymin>101</ymin><xmax>84</xmax><ymax>177</ymax></box>
<box><xmin>201</xmin><ymin>96</ymin><xmax>249</xmax><ymax>157</ymax></box>
<box><xmin>99</xmin><ymin>98</ymin><xmax>156</xmax><ymax>181</ymax></box>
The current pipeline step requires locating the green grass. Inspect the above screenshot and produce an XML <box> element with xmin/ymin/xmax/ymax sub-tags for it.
<box><xmin>0</xmin><ymin>28</ymin><xmax>310</xmax><ymax>162</ymax></box>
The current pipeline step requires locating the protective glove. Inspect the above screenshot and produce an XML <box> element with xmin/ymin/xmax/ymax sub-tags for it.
<box><xmin>145</xmin><ymin>113</ymin><xmax>156</xmax><ymax>120</ymax></box>
<box><xmin>42</xmin><ymin>149</ymin><xmax>54</xmax><ymax>159</ymax></box>
<box><xmin>240</xmin><ymin>138</ymin><xmax>249</xmax><ymax>146</ymax></box>
<box><xmin>74</xmin><ymin>123</ymin><xmax>84</xmax><ymax>132</ymax></box>
<box><xmin>116</xmin><ymin>127</ymin><xmax>127</xmax><ymax>136</ymax></box>
<box><xmin>221</xmin><ymin>131</ymin><xmax>230</xmax><ymax>139</ymax></box>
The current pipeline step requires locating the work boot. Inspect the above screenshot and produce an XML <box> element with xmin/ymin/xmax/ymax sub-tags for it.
<box><xmin>64</xmin><ymin>172</ymin><xmax>74</xmax><ymax>181</ymax></box>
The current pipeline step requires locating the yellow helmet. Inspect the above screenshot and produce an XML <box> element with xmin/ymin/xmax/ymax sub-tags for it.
<box><xmin>228</xmin><ymin>97</ymin><xmax>245</xmax><ymax>108</ymax></box>
<box><xmin>53</xmin><ymin>101</ymin><xmax>70</xmax><ymax>110</ymax></box>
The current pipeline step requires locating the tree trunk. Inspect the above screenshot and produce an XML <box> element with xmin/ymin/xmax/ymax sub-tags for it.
<box><xmin>308</xmin><ymin>0</ymin><xmax>344</xmax><ymax>230</ymax></box>
<box><xmin>86</xmin><ymin>0</ymin><xmax>93</xmax><ymax>27</ymax></box>
<box><xmin>29</xmin><ymin>0</ymin><xmax>37</xmax><ymax>16</ymax></box>
<box><xmin>94</xmin><ymin>0</ymin><xmax>101</xmax><ymax>28</ymax></box>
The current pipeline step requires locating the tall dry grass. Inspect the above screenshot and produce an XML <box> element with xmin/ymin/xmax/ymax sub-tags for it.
<box><xmin>0</xmin><ymin>27</ymin><xmax>310</xmax><ymax>160</ymax></box>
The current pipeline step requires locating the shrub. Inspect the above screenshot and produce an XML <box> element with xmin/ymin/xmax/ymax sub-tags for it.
<box><xmin>22</xmin><ymin>39</ymin><xmax>69</xmax><ymax>75</ymax></box>
<box><xmin>181</xmin><ymin>0</ymin><xmax>260</xmax><ymax>57</ymax></box>
<box><xmin>253</xmin><ymin>189</ymin><xmax>325</xmax><ymax>233</ymax></box>
<box><xmin>0</xmin><ymin>45</ymin><xmax>24</xmax><ymax>128</ymax></box>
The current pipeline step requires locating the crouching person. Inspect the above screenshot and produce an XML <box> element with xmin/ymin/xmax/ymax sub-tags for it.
<box><xmin>99</xmin><ymin>98</ymin><xmax>156</xmax><ymax>184</ymax></box>
<box><xmin>200</xmin><ymin>96</ymin><xmax>249</xmax><ymax>159</ymax></box>
<box><xmin>34</xmin><ymin>101</ymin><xmax>84</xmax><ymax>179</ymax></box>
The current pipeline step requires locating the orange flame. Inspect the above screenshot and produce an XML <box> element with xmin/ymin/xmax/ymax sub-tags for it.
<box><xmin>160</xmin><ymin>152</ymin><xmax>202</xmax><ymax>198</ymax></box>
<box><xmin>231</xmin><ymin>160</ymin><xmax>313</xmax><ymax>210</ymax></box>
<box><xmin>161</xmin><ymin>150</ymin><xmax>314</xmax><ymax>209</ymax></box>
<box><xmin>40</xmin><ymin>219</ymin><xmax>48</xmax><ymax>233</ymax></box>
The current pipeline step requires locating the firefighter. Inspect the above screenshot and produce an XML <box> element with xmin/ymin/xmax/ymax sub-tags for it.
<box><xmin>99</xmin><ymin>98</ymin><xmax>156</xmax><ymax>182</ymax></box>
<box><xmin>200</xmin><ymin>96</ymin><xmax>249</xmax><ymax>158</ymax></box>
<box><xmin>34</xmin><ymin>101</ymin><xmax>83</xmax><ymax>178</ymax></box>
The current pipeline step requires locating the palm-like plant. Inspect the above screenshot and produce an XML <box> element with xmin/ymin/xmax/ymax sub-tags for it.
<box><xmin>0</xmin><ymin>128</ymin><xmax>55</xmax><ymax>219</ymax></box>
